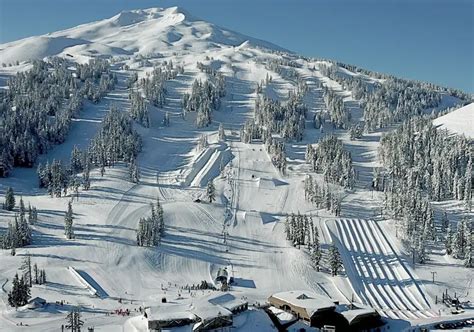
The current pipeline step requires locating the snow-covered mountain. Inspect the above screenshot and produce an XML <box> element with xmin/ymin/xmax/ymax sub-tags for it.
<box><xmin>0</xmin><ymin>7</ymin><xmax>287</xmax><ymax>64</ymax></box>
<box><xmin>0</xmin><ymin>6</ymin><xmax>473</xmax><ymax>332</ymax></box>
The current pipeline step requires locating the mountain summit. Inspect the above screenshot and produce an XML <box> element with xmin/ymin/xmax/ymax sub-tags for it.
<box><xmin>0</xmin><ymin>6</ymin><xmax>286</xmax><ymax>64</ymax></box>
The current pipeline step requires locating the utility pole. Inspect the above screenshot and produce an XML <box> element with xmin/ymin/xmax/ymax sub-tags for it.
<box><xmin>431</xmin><ymin>271</ymin><xmax>437</xmax><ymax>284</ymax></box>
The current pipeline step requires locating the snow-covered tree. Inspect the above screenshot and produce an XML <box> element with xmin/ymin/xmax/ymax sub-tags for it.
<box><xmin>7</xmin><ymin>273</ymin><xmax>30</xmax><ymax>308</ymax></box>
<box><xmin>129</xmin><ymin>157</ymin><xmax>140</xmax><ymax>183</ymax></box>
<box><xmin>21</xmin><ymin>254</ymin><xmax>32</xmax><ymax>287</ymax></box>
<box><xmin>329</xmin><ymin>244</ymin><xmax>343</xmax><ymax>276</ymax></box>
<box><xmin>207</xmin><ymin>179</ymin><xmax>216</xmax><ymax>203</ymax></box>
<box><xmin>218</xmin><ymin>123</ymin><xmax>225</xmax><ymax>141</ymax></box>
<box><xmin>4</xmin><ymin>187</ymin><xmax>15</xmax><ymax>211</ymax></box>
<box><xmin>65</xmin><ymin>307</ymin><xmax>84</xmax><ymax>332</ymax></box>
<box><xmin>136</xmin><ymin>199</ymin><xmax>164</xmax><ymax>247</ymax></box>
<box><xmin>64</xmin><ymin>201</ymin><xmax>75</xmax><ymax>240</ymax></box>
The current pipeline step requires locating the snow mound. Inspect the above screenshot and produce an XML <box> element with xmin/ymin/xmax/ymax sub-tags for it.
<box><xmin>433</xmin><ymin>103</ymin><xmax>474</xmax><ymax>139</ymax></box>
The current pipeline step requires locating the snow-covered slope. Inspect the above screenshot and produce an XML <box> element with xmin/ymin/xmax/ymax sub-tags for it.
<box><xmin>0</xmin><ymin>7</ymin><xmax>287</xmax><ymax>64</ymax></box>
<box><xmin>0</xmin><ymin>6</ymin><xmax>472</xmax><ymax>332</ymax></box>
<box><xmin>433</xmin><ymin>103</ymin><xmax>474</xmax><ymax>139</ymax></box>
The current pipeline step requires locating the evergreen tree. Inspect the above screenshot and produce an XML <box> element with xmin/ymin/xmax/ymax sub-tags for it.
<box><xmin>33</xmin><ymin>263</ymin><xmax>39</xmax><ymax>284</ymax></box>
<box><xmin>65</xmin><ymin>307</ymin><xmax>84</xmax><ymax>332</ymax></box>
<box><xmin>8</xmin><ymin>273</ymin><xmax>21</xmax><ymax>308</ymax></box>
<box><xmin>41</xmin><ymin>269</ymin><xmax>47</xmax><ymax>284</ymax></box>
<box><xmin>310</xmin><ymin>220</ymin><xmax>322</xmax><ymax>271</ymax></box>
<box><xmin>207</xmin><ymin>179</ymin><xmax>216</xmax><ymax>203</ymax></box>
<box><xmin>465</xmin><ymin>229</ymin><xmax>473</xmax><ymax>268</ymax></box>
<box><xmin>465</xmin><ymin>155</ymin><xmax>472</xmax><ymax>212</ymax></box>
<box><xmin>64</xmin><ymin>201</ymin><xmax>75</xmax><ymax>240</ymax></box>
<box><xmin>445</xmin><ymin>223</ymin><xmax>453</xmax><ymax>255</ymax></box>
<box><xmin>4</xmin><ymin>187</ymin><xmax>15</xmax><ymax>211</ymax></box>
<box><xmin>129</xmin><ymin>157</ymin><xmax>140</xmax><ymax>183</ymax></box>
<box><xmin>453</xmin><ymin>218</ymin><xmax>467</xmax><ymax>259</ymax></box>
<box><xmin>218</xmin><ymin>123</ymin><xmax>225</xmax><ymax>141</ymax></box>
<box><xmin>329</xmin><ymin>245</ymin><xmax>343</xmax><ymax>276</ymax></box>
<box><xmin>156</xmin><ymin>197</ymin><xmax>164</xmax><ymax>236</ymax></box>
<box><xmin>7</xmin><ymin>273</ymin><xmax>30</xmax><ymax>308</ymax></box>
<box><xmin>21</xmin><ymin>254</ymin><xmax>32</xmax><ymax>287</ymax></box>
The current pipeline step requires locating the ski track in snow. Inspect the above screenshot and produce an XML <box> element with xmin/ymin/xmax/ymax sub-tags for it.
<box><xmin>330</xmin><ymin>218</ymin><xmax>437</xmax><ymax>320</ymax></box>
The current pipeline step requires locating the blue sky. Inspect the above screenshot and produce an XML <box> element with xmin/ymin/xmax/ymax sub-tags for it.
<box><xmin>0</xmin><ymin>0</ymin><xmax>472</xmax><ymax>92</ymax></box>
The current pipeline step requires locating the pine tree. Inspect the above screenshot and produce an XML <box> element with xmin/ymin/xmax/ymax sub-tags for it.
<box><xmin>310</xmin><ymin>220</ymin><xmax>322</xmax><ymax>271</ymax></box>
<box><xmin>445</xmin><ymin>223</ymin><xmax>453</xmax><ymax>255</ymax></box>
<box><xmin>21</xmin><ymin>254</ymin><xmax>32</xmax><ymax>287</ymax></box>
<box><xmin>7</xmin><ymin>273</ymin><xmax>30</xmax><ymax>308</ymax></box>
<box><xmin>41</xmin><ymin>269</ymin><xmax>46</xmax><ymax>284</ymax></box>
<box><xmin>64</xmin><ymin>201</ymin><xmax>75</xmax><ymax>240</ymax></box>
<box><xmin>4</xmin><ymin>187</ymin><xmax>15</xmax><ymax>211</ymax></box>
<box><xmin>8</xmin><ymin>273</ymin><xmax>21</xmax><ymax>307</ymax></box>
<box><xmin>207</xmin><ymin>179</ymin><xmax>216</xmax><ymax>203</ymax></box>
<box><xmin>218</xmin><ymin>123</ymin><xmax>225</xmax><ymax>141</ymax></box>
<box><xmin>416</xmin><ymin>233</ymin><xmax>428</xmax><ymax>264</ymax></box>
<box><xmin>129</xmin><ymin>157</ymin><xmax>140</xmax><ymax>183</ymax></box>
<box><xmin>82</xmin><ymin>159</ymin><xmax>91</xmax><ymax>190</ymax></box>
<box><xmin>453</xmin><ymin>218</ymin><xmax>467</xmax><ymax>259</ymax></box>
<box><xmin>65</xmin><ymin>307</ymin><xmax>84</xmax><ymax>332</ymax></box>
<box><xmin>465</xmin><ymin>155</ymin><xmax>472</xmax><ymax>212</ymax></box>
<box><xmin>284</xmin><ymin>215</ymin><xmax>291</xmax><ymax>241</ymax></box>
<box><xmin>465</xmin><ymin>229</ymin><xmax>473</xmax><ymax>268</ymax></box>
<box><xmin>33</xmin><ymin>263</ymin><xmax>39</xmax><ymax>284</ymax></box>
<box><xmin>329</xmin><ymin>244</ymin><xmax>343</xmax><ymax>276</ymax></box>
<box><xmin>156</xmin><ymin>197</ymin><xmax>164</xmax><ymax>236</ymax></box>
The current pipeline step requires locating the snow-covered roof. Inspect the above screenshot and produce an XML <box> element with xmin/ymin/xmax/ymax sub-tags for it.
<box><xmin>270</xmin><ymin>290</ymin><xmax>335</xmax><ymax>317</ymax></box>
<box><xmin>28</xmin><ymin>296</ymin><xmax>46</xmax><ymax>303</ymax></box>
<box><xmin>191</xmin><ymin>303</ymin><xmax>232</xmax><ymax>321</ymax></box>
<box><xmin>340</xmin><ymin>307</ymin><xmax>379</xmax><ymax>324</ymax></box>
<box><xmin>146</xmin><ymin>304</ymin><xmax>197</xmax><ymax>322</ymax></box>
<box><xmin>207</xmin><ymin>293</ymin><xmax>247</xmax><ymax>311</ymax></box>
<box><xmin>268</xmin><ymin>306</ymin><xmax>296</xmax><ymax>324</ymax></box>
<box><xmin>433</xmin><ymin>103</ymin><xmax>474</xmax><ymax>139</ymax></box>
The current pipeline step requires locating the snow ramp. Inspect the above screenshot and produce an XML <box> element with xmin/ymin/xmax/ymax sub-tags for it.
<box><xmin>68</xmin><ymin>266</ymin><xmax>108</xmax><ymax>299</ymax></box>
<box><xmin>328</xmin><ymin>219</ymin><xmax>436</xmax><ymax>320</ymax></box>
<box><xmin>185</xmin><ymin>143</ymin><xmax>233</xmax><ymax>187</ymax></box>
